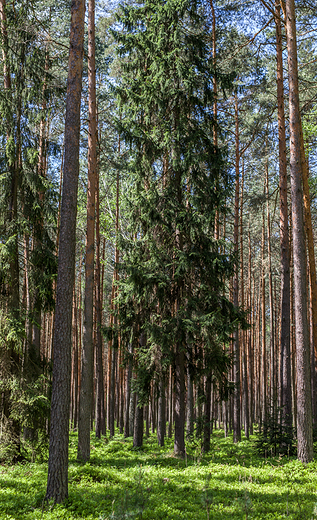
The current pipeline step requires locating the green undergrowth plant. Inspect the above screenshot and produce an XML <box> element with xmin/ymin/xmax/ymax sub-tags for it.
<box><xmin>101</xmin><ymin>466</ymin><xmax>151</xmax><ymax>520</ymax></box>
<box><xmin>254</xmin><ymin>407</ymin><xmax>296</xmax><ymax>458</ymax></box>
<box><xmin>1</xmin><ymin>429</ymin><xmax>317</xmax><ymax>519</ymax></box>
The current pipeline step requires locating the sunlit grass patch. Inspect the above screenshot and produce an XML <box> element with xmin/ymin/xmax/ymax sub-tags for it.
<box><xmin>0</xmin><ymin>429</ymin><xmax>317</xmax><ymax>519</ymax></box>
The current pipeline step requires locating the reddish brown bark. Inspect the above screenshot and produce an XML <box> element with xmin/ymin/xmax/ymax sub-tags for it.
<box><xmin>285</xmin><ymin>0</ymin><xmax>313</xmax><ymax>463</ymax></box>
<box><xmin>77</xmin><ymin>0</ymin><xmax>97</xmax><ymax>462</ymax></box>
<box><xmin>275</xmin><ymin>3</ymin><xmax>292</xmax><ymax>428</ymax></box>
<box><xmin>233</xmin><ymin>94</ymin><xmax>241</xmax><ymax>443</ymax></box>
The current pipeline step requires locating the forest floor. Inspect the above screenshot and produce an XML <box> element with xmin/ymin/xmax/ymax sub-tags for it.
<box><xmin>1</xmin><ymin>430</ymin><xmax>317</xmax><ymax>519</ymax></box>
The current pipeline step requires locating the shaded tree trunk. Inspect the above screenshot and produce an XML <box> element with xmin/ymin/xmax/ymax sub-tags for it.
<box><xmin>95</xmin><ymin>167</ymin><xmax>106</xmax><ymax>438</ymax></box>
<box><xmin>261</xmin><ymin>208</ymin><xmax>267</xmax><ymax>425</ymax></box>
<box><xmin>202</xmin><ymin>373</ymin><xmax>212</xmax><ymax>452</ymax></box>
<box><xmin>186</xmin><ymin>366</ymin><xmax>194</xmax><ymax>439</ymax></box>
<box><xmin>77</xmin><ymin>0</ymin><xmax>97</xmax><ymax>462</ymax></box>
<box><xmin>157</xmin><ymin>375</ymin><xmax>166</xmax><ymax>446</ymax></box>
<box><xmin>233</xmin><ymin>94</ymin><xmax>241</xmax><ymax>443</ymax></box>
<box><xmin>124</xmin><ymin>343</ymin><xmax>133</xmax><ymax>437</ymax></box>
<box><xmin>275</xmin><ymin>3</ymin><xmax>292</xmax><ymax>430</ymax></box>
<box><xmin>174</xmin><ymin>346</ymin><xmax>185</xmax><ymax>456</ymax></box>
<box><xmin>46</xmin><ymin>0</ymin><xmax>85</xmax><ymax>502</ymax></box>
<box><xmin>133</xmin><ymin>396</ymin><xmax>144</xmax><ymax>448</ymax></box>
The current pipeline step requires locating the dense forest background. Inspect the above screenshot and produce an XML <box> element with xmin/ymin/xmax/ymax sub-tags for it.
<box><xmin>0</xmin><ymin>0</ymin><xmax>317</xmax><ymax>504</ymax></box>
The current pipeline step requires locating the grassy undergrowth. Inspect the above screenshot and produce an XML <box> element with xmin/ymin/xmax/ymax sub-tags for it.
<box><xmin>1</xmin><ymin>430</ymin><xmax>317</xmax><ymax>519</ymax></box>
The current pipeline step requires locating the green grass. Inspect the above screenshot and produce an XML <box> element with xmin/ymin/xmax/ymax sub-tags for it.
<box><xmin>1</xmin><ymin>430</ymin><xmax>317</xmax><ymax>519</ymax></box>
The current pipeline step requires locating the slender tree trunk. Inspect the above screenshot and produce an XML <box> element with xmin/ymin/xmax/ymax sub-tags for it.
<box><xmin>77</xmin><ymin>0</ymin><xmax>96</xmax><ymax>462</ymax></box>
<box><xmin>124</xmin><ymin>343</ymin><xmax>133</xmax><ymax>437</ymax></box>
<box><xmin>133</xmin><ymin>396</ymin><xmax>144</xmax><ymax>448</ymax></box>
<box><xmin>266</xmin><ymin>157</ymin><xmax>275</xmax><ymax>416</ymax></box>
<box><xmin>32</xmin><ymin>49</ymin><xmax>49</xmax><ymax>364</ymax></box>
<box><xmin>109</xmin><ymin>340</ymin><xmax>117</xmax><ymax>437</ymax></box>
<box><xmin>168</xmin><ymin>366</ymin><xmax>173</xmax><ymax>438</ymax></box>
<box><xmin>300</xmin><ymin>126</ymin><xmax>317</xmax><ymax>370</ymax></box>
<box><xmin>73</xmin><ymin>287</ymin><xmax>79</xmax><ymax>429</ymax></box>
<box><xmin>129</xmin><ymin>384</ymin><xmax>136</xmax><ymax>438</ymax></box>
<box><xmin>109</xmin><ymin>142</ymin><xmax>120</xmax><ymax>437</ymax></box>
<box><xmin>174</xmin><ymin>346</ymin><xmax>185</xmax><ymax>456</ymax></box>
<box><xmin>261</xmin><ymin>208</ymin><xmax>267</xmax><ymax>426</ymax></box>
<box><xmin>186</xmin><ymin>366</ymin><xmax>194</xmax><ymax>439</ymax></box>
<box><xmin>285</xmin><ymin>0</ymin><xmax>313</xmax><ymax>463</ymax></box>
<box><xmin>157</xmin><ymin>375</ymin><xmax>166</xmax><ymax>446</ymax></box>
<box><xmin>95</xmin><ymin>167</ymin><xmax>106</xmax><ymax>438</ymax></box>
<box><xmin>275</xmin><ymin>4</ymin><xmax>292</xmax><ymax>431</ymax></box>
<box><xmin>240</xmin><ymin>159</ymin><xmax>249</xmax><ymax>439</ymax></box>
<box><xmin>248</xmin><ymin>222</ymin><xmax>254</xmax><ymax>434</ymax></box>
<box><xmin>46</xmin><ymin>0</ymin><xmax>85</xmax><ymax>502</ymax></box>
<box><xmin>202</xmin><ymin>373</ymin><xmax>212</xmax><ymax>452</ymax></box>
<box><xmin>233</xmin><ymin>94</ymin><xmax>241</xmax><ymax>443</ymax></box>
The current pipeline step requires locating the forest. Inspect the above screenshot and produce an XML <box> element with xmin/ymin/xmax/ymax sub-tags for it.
<box><xmin>1</xmin><ymin>0</ymin><xmax>317</xmax><ymax>518</ymax></box>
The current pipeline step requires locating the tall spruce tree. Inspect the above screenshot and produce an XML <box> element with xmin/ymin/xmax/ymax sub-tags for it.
<box><xmin>0</xmin><ymin>0</ymin><xmax>58</xmax><ymax>460</ymax></box>
<box><xmin>114</xmin><ymin>0</ymin><xmax>242</xmax><ymax>456</ymax></box>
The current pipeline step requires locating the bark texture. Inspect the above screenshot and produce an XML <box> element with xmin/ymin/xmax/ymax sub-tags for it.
<box><xmin>285</xmin><ymin>0</ymin><xmax>313</xmax><ymax>463</ymax></box>
<box><xmin>275</xmin><ymin>4</ymin><xmax>292</xmax><ymax>427</ymax></box>
<box><xmin>46</xmin><ymin>0</ymin><xmax>85</xmax><ymax>502</ymax></box>
<box><xmin>133</xmin><ymin>396</ymin><xmax>144</xmax><ymax>448</ymax></box>
<box><xmin>157</xmin><ymin>376</ymin><xmax>166</xmax><ymax>446</ymax></box>
<box><xmin>77</xmin><ymin>0</ymin><xmax>97</xmax><ymax>462</ymax></box>
<box><xmin>174</xmin><ymin>347</ymin><xmax>185</xmax><ymax>456</ymax></box>
<box><xmin>233</xmin><ymin>94</ymin><xmax>241</xmax><ymax>443</ymax></box>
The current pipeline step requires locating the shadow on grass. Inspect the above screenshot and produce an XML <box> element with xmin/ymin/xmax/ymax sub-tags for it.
<box><xmin>0</xmin><ymin>431</ymin><xmax>316</xmax><ymax>519</ymax></box>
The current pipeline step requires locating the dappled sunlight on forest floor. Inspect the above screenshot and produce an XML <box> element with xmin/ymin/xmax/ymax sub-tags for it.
<box><xmin>1</xmin><ymin>430</ymin><xmax>317</xmax><ymax>519</ymax></box>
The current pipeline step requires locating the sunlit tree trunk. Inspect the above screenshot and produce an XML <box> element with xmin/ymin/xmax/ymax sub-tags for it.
<box><xmin>285</xmin><ymin>0</ymin><xmax>313</xmax><ymax>463</ymax></box>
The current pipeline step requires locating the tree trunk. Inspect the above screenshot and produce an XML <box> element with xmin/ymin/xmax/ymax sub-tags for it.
<box><xmin>266</xmin><ymin>157</ymin><xmax>275</xmax><ymax>416</ymax></box>
<box><xmin>285</xmin><ymin>0</ymin><xmax>313</xmax><ymax>463</ymax></box>
<box><xmin>275</xmin><ymin>3</ymin><xmax>292</xmax><ymax>430</ymax></box>
<box><xmin>46</xmin><ymin>0</ymin><xmax>85</xmax><ymax>502</ymax></box>
<box><xmin>233</xmin><ymin>94</ymin><xmax>241</xmax><ymax>443</ymax></box>
<box><xmin>95</xmin><ymin>166</ymin><xmax>106</xmax><ymax>438</ymax></box>
<box><xmin>129</xmin><ymin>387</ymin><xmax>136</xmax><ymax>438</ymax></box>
<box><xmin>133</xmin><ymin>396</ymin><xmax>144</xmax><ymax>448</ymax></box>
<box><xmin>186</xmin><ymin>366</ymin><xmax>194</xmax><ymax>439</ymax></box>
<box><xmin>174</xmin><ymin>346</ymin><xmax>185</xmax><ymax>456</ymax></box>
<box><xmin>261</xmin><ymin>209</ymin><xmax>267</xmax><ymax>426</ymax></box>
<box><xmin>77</xmin><ymin>0</ymin><xmax>97</xmax><ymax>462</ymax></box>
<box><xmin>157</xmin><ymin>375</ymin><xmax>166</xmax><ymax>446</ymax></box>
<box><xmin>124</xmin><ymin>343</ymin><xmax>133</xmax><ymax>437</ymax></box>
<box><xmin>299</xmin><ymin>125</ymin><xmax>317</xmax><ymax>372</ymax></box>
<box><xmin>202</xmin><ymin>373</ymin><xmax>212</xmax><ymax>452</ymax></box>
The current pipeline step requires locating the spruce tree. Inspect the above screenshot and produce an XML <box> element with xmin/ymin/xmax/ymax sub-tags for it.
<box><xmin>0</xmin><ymin>0</ymin><xmax>58</xmax><ymax>460</ymax></box>
<box><xmin>114</xmin><ymin>0</ymin><xmax>242</xmax><ymax>455</ymax></box>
